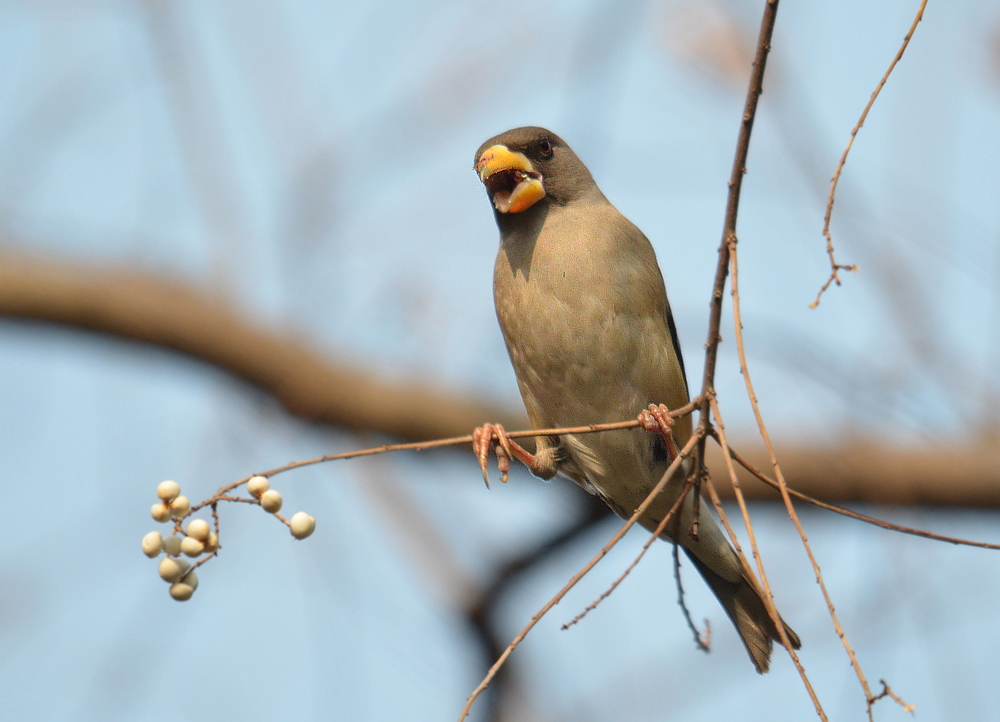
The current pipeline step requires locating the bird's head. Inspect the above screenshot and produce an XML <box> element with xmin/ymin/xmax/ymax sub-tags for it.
<box><xmin>474</xmin><ymin>127</ymin><xmax>597</xmax><ymax>215</ymax></box>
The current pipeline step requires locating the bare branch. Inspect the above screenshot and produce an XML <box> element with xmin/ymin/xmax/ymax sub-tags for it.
<box><xmin>717</xmin><ymin>441</ymin><xmax>1000</xmax><ymax>551</ymax></box>
<box><xmin>710</xmin><ymin>397</ymin><xmax>825</xmax><ymax>720</ymax></box>
<box><xmin>729</xmin><ymin>235</ymin><xmax>881</xmax><ymax>716</ymax></box>
<box><xmin>457</xmin><ymin>430</ymin><xmax>704</xmax><ymax>722</ymax></box>
<box><xmin>706</xmin><ymin>439</ymin><xmax>1000</xmax><ymax>508</ymax></box>
<box><xmin>0</xmin><ymin>248</ymin><xmax>522</xmax><ymax>442</ymax></box>
<box><xmin>7</xmin><ymin>251</ymin><xmax>1000</xmax><ymax>508</ymax></box>
<box><xmin>873</xmin><ymin>679</ymin><xmax>917</xmax><ymax>715</ymax></box>
<box><xmin>560</xmin><ymin>474</ymin><xmax>697</xmax><ymax>631</ymax></box>
<box><xmin>673</xmin><ymin>542</ymin><xmax>711</xmax><ymax>652</ymax></box>
<box><xmin>698</xmin><ymin>0</ymin><xmax>780</xmax><ymax>403</ymax></box>
<box><xmin>812</xmin><ymin>0</ymin><xmax>929</xmax><ymax>308</ymax></box>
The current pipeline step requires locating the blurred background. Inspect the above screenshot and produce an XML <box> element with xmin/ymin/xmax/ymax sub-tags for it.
<box><xmin>2</xmin><ymin>0</ymin><xmax>1000</xmax><ymax>720</ymax></box>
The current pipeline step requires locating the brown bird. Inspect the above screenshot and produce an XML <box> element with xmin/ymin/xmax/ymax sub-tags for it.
<box><xmin>472</xmin><ymin>126</ymin><xmax>799</xmax><ymax>673</ymax></box>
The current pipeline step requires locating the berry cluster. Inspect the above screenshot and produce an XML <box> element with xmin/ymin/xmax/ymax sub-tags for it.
<box><xmin>143</xmin><ymin>476</ymin><xmax>316</xmax><ymax>601</ymax></box>
<box><xmin>143</xmin><ymin>481</ymin><xmax>217</xmax><ymax>600</ymax></box>
<box><xmin>245</xmin><ymin>475</ymin><xmax>316</xmax><ymax>539</ymax></box>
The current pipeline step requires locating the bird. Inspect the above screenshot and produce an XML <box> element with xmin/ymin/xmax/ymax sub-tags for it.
<box><xmin>471</xmin><ymin>126</ymin><xmax>799</xmax><ymax>673</ymax></box>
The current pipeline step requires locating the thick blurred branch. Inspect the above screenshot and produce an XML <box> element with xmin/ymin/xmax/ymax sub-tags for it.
<box><xmin>706</xmin><ymin>440</ymin><xmax>1000</xmax><ymax>507</ymax></box>
<box><xmin>0</xmin><ymin>248</ymin><xmax>522</xmax><ymax>441</ymax></box>
<box><xmin>2</xmin><ymin>248</ymin><xmax>999</xmax><ymax>508</ymax></box>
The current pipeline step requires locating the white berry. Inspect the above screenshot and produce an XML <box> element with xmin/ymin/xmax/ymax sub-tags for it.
<box><xmin>185</xmin><ymin>570</ymin><xmax>198</xmax><ymax>589</ymax></box>
<box><xmin>157</xmin><ymin>480</ymin><xmax>181</xmax><ymax>502</ymax></box>
<box><xmin>151</xmin><ymin>503</ymin><xmax>172</xmax><ymax>523</ymax></box>
<box><xmin>159</xmin><ymin>556</ymin><xmax>191</xmax><ymax>583</ymax></box>
<box><xmin>186</xmin><ymin>518</ymin><xmax>210</xmax><ymax>541</ymax></box>
<box><xmin>260</xmin><ymin>489</ymin><xmax>283</xmax><ymax>513</ymax></box>
<box><xmin>170</xmin><ymin>582</ymin><xmax>194</xmax><ymax>601</ymax></box>
<box><xmin>169</xmin><ymin>495</ymin><xmax>191</xmax><ymax>519</ymax></box>
<box><xmin>162</xmin><ymin>534</ymin><xmax>182</xmax><ymax>557</ymax></box>
<box><xmin>247</xmin><ymin>475</ymin><xmax>269</xmax><ymax>498</ymax></box>
<box><xmin>204</xmin><ymin>532</ymin><xmax>219</xmax><ymax>553</ymax></box>
<box><xmin>141</xmin><ymin>531</ymin><xmax>163</xmax><ymax>557</ymax></box>
<box><xmin>290</xmin><ymin>512</ymin><xmax>316</xmax><ymax>539</ymax></box>
<box><xmin>180</xmin><ymin>536</ymin><xmax>205</xmax><ymax>557</ymax></box>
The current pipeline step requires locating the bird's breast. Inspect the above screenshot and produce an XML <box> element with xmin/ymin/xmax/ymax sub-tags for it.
<box><xmin>493</xmin><ymin>207</ymin><xmax>654</xmax><ymax>428</ymax></box>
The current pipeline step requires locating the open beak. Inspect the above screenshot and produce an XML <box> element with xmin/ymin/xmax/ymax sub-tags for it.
<box><xmin>475</xmin><ymin>144</ymin><xmax>545</xmax><ymax>213</ymax></box>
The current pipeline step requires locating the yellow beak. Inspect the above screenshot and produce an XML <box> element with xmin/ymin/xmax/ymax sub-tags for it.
<box><xmin>475</xmin><ymin>144</ymin><xmax>546</xmax><ymax>213</ymax></box>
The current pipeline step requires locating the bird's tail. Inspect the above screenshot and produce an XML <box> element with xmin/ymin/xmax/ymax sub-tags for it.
<box><xmin>683</xmin><ymin>549</ymin><xmax>801</xmax><ymax>674</ymax></box>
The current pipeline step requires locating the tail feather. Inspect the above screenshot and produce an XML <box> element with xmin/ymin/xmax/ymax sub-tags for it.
<box><xmin>684</xmin><ymin>549</ymin><xmax>800</xmax><ymax>673</ymax></box>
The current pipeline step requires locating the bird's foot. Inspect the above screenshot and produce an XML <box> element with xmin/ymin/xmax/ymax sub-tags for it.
<box><xmin>472</xmin><ymin>423</ymin><xmax>548</xmax><ymax>487</ymax></box>
<box><xmin>638</xmin><ymin>403</ymin><xmax>680</xmax><ymax>461</ymax></box>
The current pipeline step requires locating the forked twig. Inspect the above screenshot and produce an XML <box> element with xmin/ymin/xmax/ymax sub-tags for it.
<box><xmin>190</xmin><ymin>405</ymin><xmax>697</xmax><ymax>515</ymax></box>
<box><xmin>812</xmin><ymin>0</ymin><xmax>929</xmax><ymax>308</ymax></box>
<box><xmin>683</xmin><ymin>0</ymin><xmax>826</xmax><ymax>709</ymax></box>
<box><xmin>721</xmin><ymin>443</ymin><xmax>1000</xmax><ymax>551</ymax></box>
<box><xmin>696</xmin><ymin>0</ymin><xmax>779</xmax><ymax>405</ymax></box>
<box><xmin>560</xmin><ymin>474</ymin><xmax>697</xmax><ymax>631</ymax></box>
<box><xmin>709</xmin><ymin>397</ymin><xmax>826</xmax><ymax>719</ymax></box>
<box><xmin>729</xmin><ymin>239</ymin><xmax>913</xmax><ymax>718</ymax></box>
<box><xmin>456</xmin><ymin>430</ymin><xmax>704</xmax><ymax>722</ymax></box>
<box><xmin>673</xmin><ymin>542</ymin><xmax>711</xmax><ymax>652</ymax></box>
<box><xmin>873</xmin><ymin>679</ymin><xmax>917</xmax><ymax>714</ymax></box>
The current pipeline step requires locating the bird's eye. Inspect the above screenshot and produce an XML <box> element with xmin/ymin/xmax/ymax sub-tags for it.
<box><xmin>538</xmin><ymin>139</ymin><xmax>553</xmax><ymax>158</ymax></box>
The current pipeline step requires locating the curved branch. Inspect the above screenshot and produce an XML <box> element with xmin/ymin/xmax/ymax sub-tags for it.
<box><xmin>5</xmin><ymin>250</ymin><xmax>1000</xmax><ymax>508</ymax></box>
<box><xmin>698</xmin><ymin>0</ymin><xmax>779</xmax><ymax>402</ymax></box>
<box><xmin>0</xmin><ymin>248</ymin><xmax>523</xmax><ymax>441</ymax></box>
<box><xmin>706</xmin><ymin>439</ymin><xmax>1000</xmax><ymax>508</ymax></box>
<box><xmin>812</xmin><ymin>0</ymin><xmax>928</xmax><ymax>309</ymax></box>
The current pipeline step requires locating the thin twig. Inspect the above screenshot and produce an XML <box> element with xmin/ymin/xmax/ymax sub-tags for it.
<box><xmin>466</xmin><ymin>494</ymin><xmax>611</xmax><ymax>722</ymax></box>
<box><xmin>186</xmin><ymin>549</ymin><xmax>219</xmax><ymax>574</ymax></box>
<box><xmin>689</xmin><ymin>461</ymin><xmax>702</xmax><ymax>540</ymax></box>
<box><xmin>686</xmin><ymin>2</ymin><xmax>784</xmax><ymax>674</ymax></box>
<box><xmin>729</xmin><ymin>240</ymin><xmax>881</xmax><ymax>718</ymax></box>
<box><xmin>697</xmin><ymin>0</ymin><xmax>780</xmax><ymax>405</ymax></box>
<box><xmin>456</xmin><ymin>431</ymin><xmax>704</xmax><ymax>722</ymax></box>
<box><xmin>673</xmin><ymin>542</ymin><xmax>711</xmax><ymax>652</ymax></box>
<box><xmin>720</xmin><ymin>442</ymin><xmax>1000</xmax><ymax>551</ymax></box>
<box><xmin>693</xmin><ymin>0</ymin><xmax>781</xmax><ymax>566</ymax></box>
<box><xmin>702</xmin><ymin>469</ymin><xmax>748</xmax><ymax>562</ymax></box>
<box><xmin>560</xmin><ymin>475</ymin><xmax>697</xmax><ymax>631</ymax></box>
<box><xmin>873</xmin><ymin>679</ymin><xmax>917</xmax><ymax>715</ymax></box>
<box><xmin>214</xmin><ymin>495</ymin><xmax>260</xmax><ymax>505</ymax></box>
<box><xmin>812</xmin><ymin>0</ymin><xmax>929</xmax><ymax>309</ymax></box>
<box><xmin>561</xmin><ymin>470</ymin><xmax>694</xmax><ymax>632</ymax></box>
<box><xmin>688</xmin><ymin>0</ymin><xmax>818</xmax><ymax>701</ymax></box>
<box><xmin>189</xmin><ymin>403</ymin><xmax>698</xmax><ymax>515</ymax></box>
<box><xmin>710</xmin><ymin>397</ymin><xmax>825</xmax><ymax>718</ymax></box>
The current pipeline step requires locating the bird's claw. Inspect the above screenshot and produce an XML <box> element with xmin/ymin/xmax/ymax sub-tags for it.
<box><xmin>473</xmin><ymin>423</ymin><xmax>513</xmax><ymax>488</ymax></box>
<box><xmin>639</xmin><ymin>403</ymin><xmax>680</xmax><ymax>461</ymax></box>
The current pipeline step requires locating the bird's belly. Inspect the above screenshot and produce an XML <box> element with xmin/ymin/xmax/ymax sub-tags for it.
<box><xmin>495</xmin><ymin>261</ymin><xmax>646</xmax><ymax>429</ymax></box>
<box><xmin>492</xmin><ymin>213</ymin><xmax>690</xmax><ymax>510</ymax></box>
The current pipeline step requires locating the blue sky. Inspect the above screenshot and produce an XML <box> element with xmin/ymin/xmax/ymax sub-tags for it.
<box><xmin>2</xmin><ymin>1</ymin><xmax>1000</xmax><ymax>720</ymax></box>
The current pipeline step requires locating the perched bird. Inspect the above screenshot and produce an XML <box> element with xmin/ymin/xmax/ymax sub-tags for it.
<box><xmin>472</xmin><ymin>126</ymin><xmax>799</xmax><ymax>673</ymax></box>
